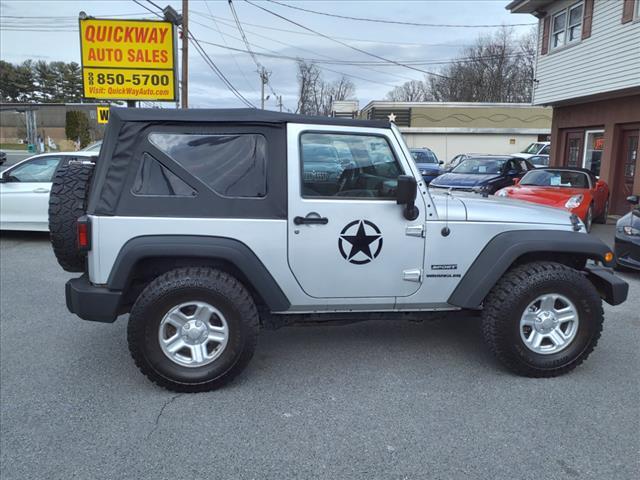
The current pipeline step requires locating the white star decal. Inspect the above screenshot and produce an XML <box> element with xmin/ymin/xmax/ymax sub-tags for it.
<box><xmin>387</xmin><ymin>112</ymin><xmax>397</xmax><ymax>122</ymax></box>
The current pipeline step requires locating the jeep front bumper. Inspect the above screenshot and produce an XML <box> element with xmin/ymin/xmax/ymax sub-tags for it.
<box><xmin>584</xmin><ymin>266</ymin><xmax>629</xmax><ymax>306</ymax></box>
<box><xmin>66</xmin><ymin>275</ymin><xmax>122</xmax><ymax>323</ymax></box>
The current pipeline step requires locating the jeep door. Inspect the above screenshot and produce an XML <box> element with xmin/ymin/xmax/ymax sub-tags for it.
<box><xmin>287</xmin><ymin>124</ymin><xmax>426</xmax><ymax>298</ymax></box>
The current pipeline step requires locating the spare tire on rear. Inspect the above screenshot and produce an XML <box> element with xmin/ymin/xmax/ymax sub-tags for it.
<box><xmin>49</xmin><ymin>160</ymin><xmax>95</xmax><ymax>272</ymax></box>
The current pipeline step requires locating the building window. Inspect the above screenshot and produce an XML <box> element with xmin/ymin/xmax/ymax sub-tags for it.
<box><xmin>551</xmin><ymin>2</ymin><xmax>583</xmax><ymax>50</ymax></box>
<box><xmin>568</xmin><ymin>3</ymin><xmax>584</xmax><ymax>41</ymax></box>
<box><xmin>583</xmin><ymin>130</ymin><xmax>604</xmax><ymax>176</ymax></box>
<box><xmin>636</xmin><ymin>0</ymin><xmax>640</xmax><ymax>19</ymax></box>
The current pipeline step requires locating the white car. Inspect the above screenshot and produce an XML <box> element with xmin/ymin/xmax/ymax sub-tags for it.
<box><xmin>0</xmin><ymin>152</ymin><xmax>96</xmax><ymax>231</ymax></box>
<box><xmin>513</xmin><ymin>141</ymin><xmax>550</xmax><ymax>159</ymax></box>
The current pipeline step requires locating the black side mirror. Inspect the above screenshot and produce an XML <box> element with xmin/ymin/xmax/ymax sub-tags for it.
<box><xmin>397</xmin><ymin>175</ymin><xmax>419</xmax><ymax>220</ymax></box>
<box><xmin>627</xmin><ymin>195</ymin><xmax>639</xmax><ymax>205</ymax></box>
<box><xmin>438</xmin><ymin>160</ymin><xmax>444</xmax><ymax>165</ymax></box>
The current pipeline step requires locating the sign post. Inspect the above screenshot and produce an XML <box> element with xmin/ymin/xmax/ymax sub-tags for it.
<box><xmin>79</xmin><ymin>18</ymin><xmax>177</xmax><ymax>102</ymax></box>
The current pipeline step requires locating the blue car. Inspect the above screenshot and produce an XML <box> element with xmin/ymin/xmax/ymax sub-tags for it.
<box><xmin>410</xmin><ymin>148</ymin><xmax>443</xmax><ymax>184</ymax></box>
<box><xmin>430</xmin><ymin>155</ymin><xmax>535</xmax><ymax>194</ymax></box>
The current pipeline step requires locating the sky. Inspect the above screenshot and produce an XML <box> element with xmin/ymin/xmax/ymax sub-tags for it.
<box><xmin>0</xmin><ymin>0</ymin><xmax>535</xmax><ymax>110</ymax></box>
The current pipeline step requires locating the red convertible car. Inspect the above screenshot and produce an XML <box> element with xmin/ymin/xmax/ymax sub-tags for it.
<box><xmin>495</xmin><ymin>167</ymin><xmax>609</xmax><ymax>232</ymax></box>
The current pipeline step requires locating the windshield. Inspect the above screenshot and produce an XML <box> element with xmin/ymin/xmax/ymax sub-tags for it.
<box><xmin>520</xmin><ymin>169</ymin><xmax>589</xmax><ymax>188</ymax></box>
<box><xmin>302</xmin><ymin>144</ymin><xmax>340</xmax><ymax>164</ymax></box>
<box><xmin>82</xmin><ymin>141</ymin><xmax>102</xmax><ymax>152</ymax></box>
<box><xmin>521</xmin><ymin>142</ymin><xmax>544</xmax><ymax>154</ymax></box>
<box><xmin>451</xmin><ymin>158</ymin><xmax>507</xmax><ymax>174</ymax></box>
<box><xmin>530</xmin><ymin>155</ymin><xmax>550</xmax><ymax>166</ymax></box>
<box><xmin>411</xmin><ymin>150</ymin><xmax>437</xmax><ymax>164</ymax></box>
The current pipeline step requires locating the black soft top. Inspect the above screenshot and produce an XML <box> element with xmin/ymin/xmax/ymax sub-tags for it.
<box><xmin>90</xmin><ymin>107</ymin><xmax>388</xmax><ymax>218</ymax></box>
<box><xmin>109</xmin><ymin>107</ymin><xmax>389</xmax><ymax>128</ymax></box>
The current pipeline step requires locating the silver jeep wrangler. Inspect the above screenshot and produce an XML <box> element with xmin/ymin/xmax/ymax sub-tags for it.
<box><xmin>49</xmin><ymin>108</ymin><xmax>628</xmax><ymax>392</ymax></box>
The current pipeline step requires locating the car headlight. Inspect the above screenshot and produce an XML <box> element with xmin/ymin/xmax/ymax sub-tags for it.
<box><xmin>565</xmin><ymin>194</ymin><xmax>583</xmax><ymax>209</ymax></box>
<box><xmin>496</xmin><ymin>189</ymin><xmax>508</xmax><ymax>197</ymax></box>
<box><xmin>623</xmin><ymin>226</ymin><xmax>640</xmax><ymax>236</ymax></box>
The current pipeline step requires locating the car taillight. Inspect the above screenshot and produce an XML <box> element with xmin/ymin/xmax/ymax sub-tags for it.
<box><xmin>77</xmin><ymin>216</ymin><xmax>91</xmax><ymax>251</ymax></box>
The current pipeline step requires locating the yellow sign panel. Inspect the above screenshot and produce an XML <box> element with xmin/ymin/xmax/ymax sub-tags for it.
<box><xmin>83</xmin><ymin>68</ymin><xmax>175</xmax><ymax>101</ymax></box>
<box><xmin>79</xmin><ymin>18</ymin><xmax>176</xmax><ymax>101</ymax></box>
<box><xmin>97</xmin><ymin>106</ymin><xmax>110</xmax><ymax>124</ymax></box>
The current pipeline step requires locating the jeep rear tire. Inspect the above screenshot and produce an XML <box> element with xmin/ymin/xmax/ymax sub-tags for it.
<box><xmin>127</xmin><ymin>267</ymin><xmax>259</xmax><ymax>393</ymax></box>
<box><xmin>481</xmin><ymin>261</ymin><xmax>603</xmax><ymax>377</ymax></box>
<box><xmin>49</xmin><ymin>161</ymin><xmax>95</xmax><ymax>272</ymax></box>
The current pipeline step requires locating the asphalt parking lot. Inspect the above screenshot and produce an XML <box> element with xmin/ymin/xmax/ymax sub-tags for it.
<box><xmin>1</xmin><ymin>225</ymin><xmax>638</xmax><ymax>480</ymax></box>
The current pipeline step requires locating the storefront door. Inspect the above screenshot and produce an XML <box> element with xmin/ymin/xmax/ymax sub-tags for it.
<box><xmin>614</xmin><ymin>130</ymin><xmax>639</xmax><ymax>214</ymax></box>
<box><xmin>564</xmin><ymin>131</ymin><xmax>584</xmax><ymax>168</ymax></box>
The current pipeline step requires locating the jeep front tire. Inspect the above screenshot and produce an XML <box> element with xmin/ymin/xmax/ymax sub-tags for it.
<box><xmin>127</xmin><ymin>267</ymin><xmax>259</xmax><ymax>392</ymax></box>
<box><xmin>481</xmin><ymin>261</ymin><xmax>603</xmax><ymax>377</ymax></box>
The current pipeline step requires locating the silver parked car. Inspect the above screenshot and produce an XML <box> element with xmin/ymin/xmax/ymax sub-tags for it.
<box><xmin>0</xmin><ymin>151</ymin><xmax>96</xmax><ymax>231</ymax></box>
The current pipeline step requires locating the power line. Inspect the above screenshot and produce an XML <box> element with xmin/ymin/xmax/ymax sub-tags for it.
<box><xmin>228</xmin><ymin>0</ymin><xmax>286</xmax><ymax>110</ymax></box>
<box><xmin>134</xmin><ymin>0</ymin><xmax>256</xmax><ymax>108</ymax></box>
<box><xmin>204</xmin><ymin>0</ymin><xmax>258</xmax><ymax>96</ymax></box>
<box><xmin>191</xmin><ymin>10</ymin><xmax>468</xmax><ymax>47</ymax></box>
<box><xmin>1</xmin><ymin>13</ymin><xmax>153</xmax><ymax>19</ymax></box>
<box><xmin>133</xmin><ymin>0</ymin><xmax>163</xmax><ymax>18</ymax></box>
<box><xmin>265</xmin><ymin>0</ymin><xmax>536</xmax><ymax>28</ymax></box>
<box><xmin>194</xmin><ymin>34</ymin><xmax>398</xmax><ymax>89</ymax></box>
<box><xmin>228</xmin><ymin>0</ymin><xmax>262</xmax><ymax>72</ymax></box>
<box><xmin>196</xmin><ymin>13</ymin><xmax>416</xmax><ymax>84</ymax></box>
<box><xmin>145</xmin><ymin>0</ymin><xmax>164</xmax><ymax>11</ymax></box>
<box><xmin>244</xmin><ymin>0</ymin><xmax>449</xmax><ymax>79</ymax></box>
<box><xmin>190</xmin><ymin>33</ymin><xmax>522</xmax><ymax>69</ymax></box>
<box><xmin>189</xmin><ymin>35</ymin><xmax>257</xmax><ymax>108</ymax></box>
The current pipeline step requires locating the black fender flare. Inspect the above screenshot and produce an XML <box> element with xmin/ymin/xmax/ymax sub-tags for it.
<box><xmin>107</xmin><ymin>235</ymin><xmax>290</xmax><ymax>311</ymax></box>
<box><xmin>447</xmin><ymin>230</ymin><xmax>616</xmax><ymax>308</ymax></box>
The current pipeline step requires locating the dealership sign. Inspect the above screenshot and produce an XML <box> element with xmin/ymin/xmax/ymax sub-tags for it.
<box><xmin>79</xmin><ymin>18</ymin><xmax>177</xmax><ymax>101</ymax></box>
<box><xmin>96</xmin><ymin>106</ymin><xmax>110</xmax><ymax>124</ymax></box>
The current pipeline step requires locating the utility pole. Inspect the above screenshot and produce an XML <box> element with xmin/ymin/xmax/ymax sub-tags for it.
<box><xmin>181</xmin><ymin>0</ymin><xmax>189</xmax><ymax>109</ymax></box>
<box><xmin>277</xmin><ymin>95</ymin><xmax>283</xmax><ymax>112</ymax></box>
<box><xmin>259</xmin><ymin>67</ymin><xmax>270</xmax><ymax>110</ymax></box>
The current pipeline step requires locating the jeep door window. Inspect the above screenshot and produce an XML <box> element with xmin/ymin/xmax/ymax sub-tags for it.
<box><xmin>300</xmin><ymin>133</ymin><xmax>403</xmax><ymax>198</ymax></box>
<box><xmin>4</xmin><ymin>156</ymin><xmax>60</xmax><ymax>182</ymax></box>
<box><xmin>149</xmin><ymin>133</ymin><xmax>267</xmax><ymax>197</ymax></box>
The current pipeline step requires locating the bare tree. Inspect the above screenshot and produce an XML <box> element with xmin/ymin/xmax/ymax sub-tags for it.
<box><xmin>384</xmin><ymin>27</ymin><xmax>537</xmax><ymax>103</ymax></box>
<box><xmin>428</xmin><ymin>27</ymin><xmax>536</xmax><ymax>103</ymax></box>
<box><xmin>296</xmin><ymin>60</ymin><xmax>355</xmax><ymax>115</ymax></box>
<box><xmin>385</xmin><ymin>79</ymin><xmax>433</xmax><ymax>102</ymax></box>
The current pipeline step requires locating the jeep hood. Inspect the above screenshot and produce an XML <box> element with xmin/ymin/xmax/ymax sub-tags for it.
<box><xmin>456</xmin><ymin>193</ymin><xmax>576</xmax><ymax>226</ymax></box>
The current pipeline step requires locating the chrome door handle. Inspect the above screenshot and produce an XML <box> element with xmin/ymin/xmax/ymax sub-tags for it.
<box><xmin>33</xmin><ymin>188</ymin><xmax>50</xmax><ymax>193</ymax></box>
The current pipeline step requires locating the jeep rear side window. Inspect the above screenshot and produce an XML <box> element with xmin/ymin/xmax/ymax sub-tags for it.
<box><xmin>300</xmin><ymin>133</ymin><xmax>402</xmax><ymax>198</ymax></box>
<box><xmin>149</xmin><ymin>133</ymin><xmax>267</xmax><ymax>197</ymax></box>
<box><xmin>132</xmin><ymin>153</ymin><xmax>196</xmax><ymax>197</ymax></box>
